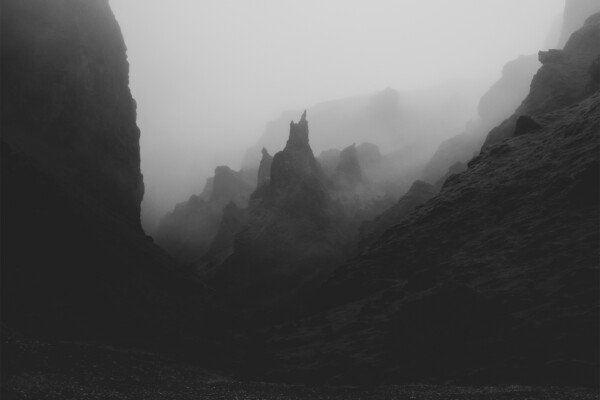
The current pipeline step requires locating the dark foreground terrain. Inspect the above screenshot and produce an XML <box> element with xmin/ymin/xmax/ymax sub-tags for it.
<box><xmin>2</xmin><ymin>335</ymin><xmax>597</xmax><ymax>400</ymax></box>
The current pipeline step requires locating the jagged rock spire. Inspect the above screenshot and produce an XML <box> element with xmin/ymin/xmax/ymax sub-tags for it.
<box><xmin>286</xmin><ymin>110</ymin><xmax>310</xmax><ymax>150</ymax></box>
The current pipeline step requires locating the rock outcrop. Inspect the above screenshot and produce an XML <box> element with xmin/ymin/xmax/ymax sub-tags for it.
<box><xmin>156</xmin><ymin>166</ymin><xmax>255</xmax><ymax>264</ymax></box>
<box><xmin>1</xmin><ymin>0</ymin><xmax>144</xmax><ymax>229</ymax></box>
<box><xmin>483</xmin><ymin>12</ymin><xmax>600</xmax><ymax>148</ymax></box>
<box><xmin>242</xmin><ymin>83</ymin><xmax>483</xmax><ymax>198</ymax></box>
<box><xmin>213</xmin><ymin>112</ymin><xmax>349</xmax><ymax>312</ymax></box>
<box><xmin>1</xmin><ymin>0</ymin><xmax>215</xmax><ymax>348</ymax></box>
<box><xmin>259</xmin><ymin>21</ymin><xmax>600</xmax><ymax>386</ymax></box>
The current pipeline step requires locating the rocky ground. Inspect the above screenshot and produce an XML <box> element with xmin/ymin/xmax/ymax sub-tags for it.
<box><xmin>2</xmin><ymin>337</ymin><xmax>597</xmax><ymax>400</ymax></box>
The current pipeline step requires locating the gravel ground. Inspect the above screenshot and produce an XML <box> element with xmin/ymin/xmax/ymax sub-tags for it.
<box><xmin>2</xmin><ymin>338</ymin><xmax>598</xmax><ymax>400</ymax></box>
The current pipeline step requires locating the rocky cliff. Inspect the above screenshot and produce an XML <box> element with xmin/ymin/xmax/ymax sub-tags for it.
<box><xmin>2</xmin><ymin>0</ymin><xmax>144</xmax><ymax>228</ymax></box>
<box><xmin>242</xmin><ymin>84</ymin><xmax>483</xmax><ymax>198</ymax></box>
<box><xmin>213</xmin><ymin>112</ymin><xmax>350</xmax><ymax>312</ymax></box>
<box><xmin>1</xmin><ymin>0</ymin><xmax>216</xmax><ymax>349</ymax></box>
<box><xmin>258</xmin><ymin>20</ymin><xmax>600</xmax><ymax>386</ymax></box>
<box><xmin>483</xmin><ymin>12</ymin><xmax>600</xmax><ymax>148</ymax></box>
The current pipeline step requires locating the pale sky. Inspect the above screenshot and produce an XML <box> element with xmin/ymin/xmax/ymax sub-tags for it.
<box><xmin>109</xmin><ymin>0</ymin><xmax>564</xmax><ymax>233</ymax></box>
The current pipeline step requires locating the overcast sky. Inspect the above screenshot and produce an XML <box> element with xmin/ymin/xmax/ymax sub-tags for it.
<box><xmin>109</xmin><ymin>0</ymin><xmax>563</xmax><ymax>233</ymax></box>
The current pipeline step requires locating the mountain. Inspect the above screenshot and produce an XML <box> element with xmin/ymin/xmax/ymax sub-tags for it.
<box><xmin>558</xmin><ymin>0</ymin><xmax>600</xmax><ymax>47</ymax></box>
<box><xmin>156</xmin><ymin>165</ymin><xmax>256</xmax><ymax>264</ymax></box>
<box><xmin>483</xmin><ymin>12</ymin><xmax>600</xmax><ymax>148</ymax></box>
<box><xmin>212</xmin><ymin>112</ymin><xmax>352</xmax><ymax>312</ymax></box>
<box><xmin>243</xmin><ymin>83</ymin><xmax>484</xmax><ymax>194</ymax></box>
<box><xmin>422</xmin><ymin>54</ymin><xmax>540</xmax><ymax>183</ymax></box>
<box><xmin>258</xmin><ymin>16</ymin><xmax>600</xmax><ymax>386</ymax></box>
<box><xmin>1</xmin><ymin>0</ymin><xmax>216</xmax><ymax>349</ymax></box>
<box><xmin>2</xmin><ymin>0</ymin><xmax>144</xmax><ymax>228</ymax></box>
<box><xmin>424</xmin><ymin>3</ymin><xmax>600</xmax><ymax>185</ymax></box>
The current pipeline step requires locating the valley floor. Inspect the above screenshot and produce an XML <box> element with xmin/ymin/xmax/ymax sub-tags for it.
<box><xmin>2</xmin><ymin>337</ymin><xmax>598</xmax><ymax>400</ymax></box>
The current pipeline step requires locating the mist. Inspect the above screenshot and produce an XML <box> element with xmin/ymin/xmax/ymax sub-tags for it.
<box><xmin>109</xmin><ymin>0</ymin><xmax>564</xmax><ymax>234</ymax></box>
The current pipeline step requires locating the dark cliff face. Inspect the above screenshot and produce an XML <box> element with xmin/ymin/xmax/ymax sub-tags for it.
<box><xmin>483</xmin><ymin>12</ymin><xmax>600</xmax><ymax>148</ymax></box>
<box><xmin>1</xmin><ymin>0</ymin><xmax>216</xmax><ymax>349</ymax></box>
<box><xmin>260</xmin><ymin>24</ymin><xmax>600</xmax><ymax>385</ymax></box>
<box><xmin>1</xmin><ymin>0</ymin><xmax>144</xmax><ymax>228</ymax></box>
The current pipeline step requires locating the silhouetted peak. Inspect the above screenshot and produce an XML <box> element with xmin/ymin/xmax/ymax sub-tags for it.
<box><xmin>286</xmin><ymin>111</ymin><xmax>310</xmax><ymax>150</ymax></box>
<box><xmin>257</xmin><ymin>147</ymin><xmax>273</xmax><ymax>187</ymax></box>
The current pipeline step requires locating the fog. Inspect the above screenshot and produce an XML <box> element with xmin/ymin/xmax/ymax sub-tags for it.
<box><xmin>109</xmin><ymin>0</ymin><xmax>563</xmax><ymax>234</ymax></box>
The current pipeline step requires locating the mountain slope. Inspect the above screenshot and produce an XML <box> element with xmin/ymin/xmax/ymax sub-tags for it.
<box><xmin>483</xmin><ymin>12</ymin><xmax>600</xmax><ymax>148</ymax></box>
<box><xmin>260</xmin><ymin>17</ymin><xmax>600</xmax><ymax>384</ymax></box>
<box><xmin>1</xmin><ymin>0</ymin><xmax>144</xmax><ymax>228</ymax></box>
<box><xmin>156</xmin><ymin>166</ymin><xmax>255</xmax><ymax>264</ymax></box>
<box><xmin>422</xmin><ymin>54</ymin><xmax>540</xmax><ymax>183</ymax></box>
<box><xmin>213</xmin><ymin>112</ymin><xmax>351</xmax><ymax>312</ymax></box>
<box><xmin>266</xmin><ymin>90</ymin><xmax>600</xmax><ymax>386</ymax></box>
<box><xmin>1</xmin><ymin>0</ymin><xmax>217</xmax><ymax>350</ymax></box>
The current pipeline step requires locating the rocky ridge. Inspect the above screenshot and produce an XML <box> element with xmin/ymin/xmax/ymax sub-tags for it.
<box><xmin>256</xmin><ymin>18</ymin><xmax>600</xmax><ymax>386</ymax></box>
<box><xmin>212</xmin><ymin>112</ymin><xmax>351</xmax><ymax>312</ymax></box>
<box><xmin>156</xmin><ymin>166</ymin><xmax>255</xmax><ymax>264</ymax></box>
<box><xmin>483</xmin><ymin>12</ymin><xmax>600</xmax><ymax>148</ymax></box>
<box><xmin>422</xmin><ymin>54</ymin><xmax>540</xmax><ymax>184</ymax></box>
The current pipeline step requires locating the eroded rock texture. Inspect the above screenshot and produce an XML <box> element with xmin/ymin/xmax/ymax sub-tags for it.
<box><xmin>258</xmin><ymin>20</ymin><xmax>600</xmax><ymax>386</ymax></box>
